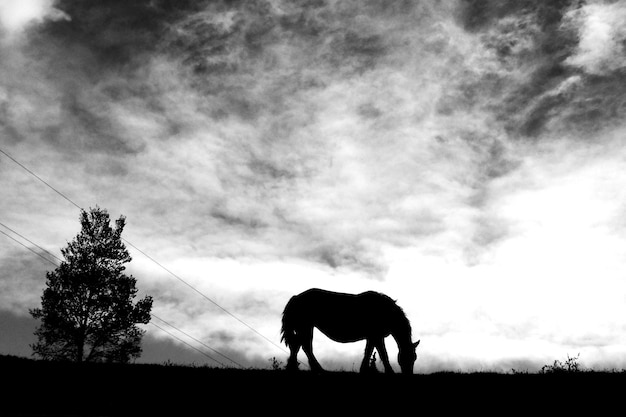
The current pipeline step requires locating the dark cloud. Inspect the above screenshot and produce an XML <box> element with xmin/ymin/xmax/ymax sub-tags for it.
<box><xmin>10</xmin><ymin>0</ymin><xmax>615</xmax><ymax>278</ymax></box>
<box><xmin>0</xmin><ymin>120</ymin><xmax>24</xmax><ymax>145</ymax></box>
<box><xmin>307</xmin><ymin>242</ymin><xmax>387</xmax><ymax>277</ymax></box>
<box><xmin>58</xmin><ymin>92</ymin><xmax>146</xmax><ymax>155</ymax></box>
<box><xmin>41</xmin><ymin>0</ymin><xmax>207</xmax><ymax>66</ymax></box>
<box><xmin>0</xmin><ymin>309</ymin><xmax>264</xmax><ymax>368</ymax></box>
<box><xmin>141</xmin><ymin>331</ymin><xmax>268</xmax><ymax>368</ymax></box>
<box><xmin>166</xmin><ymin>0</ymin><xmax>395</xmax><ymax>103</ymax></box>
<box><xmin>209</xmin><ymin>330</ymin><xmax>235</xmax><ymax>345</ymax></box>
<box><xmin>327</xmin><ymin>31</ymin><xmax>387</xmax><ymax>73</ymax></box>
<box><xmin>357</xmin><ymin>103</ymin><xmax>383</xmax><ymax>119</ymax></box>
<box><xmin>464</xmin><ymin>2</ymin><xmax>578</xmax><ymax>134</ymax></box>
<box><xmin>6</xmin><ymin>0</ymin><xmax>622</xmax><ymax>273</ymax></box>
<box><xmin>140</xmin><ymin>332</ymin><xmax>216</xmax><ymax>366</ymax></box>
<box><xmin>247</xmin><ymin>157</ymin><xmax>298</xmax><ymax>182</ymax></box>
<box><xmin>454</xmin><ymin>0</ymin><xmax>626</xmax><ymax>139</ymax></box>
<box><xmin>0</xmin><ymin>1</ymin><xmax>211</xmax><ymax>156</ymax></box>
<box><xmin>0</xmin><ymin>248</ymin><xmax>49</xmax><ymax>313</ymax></box>
<box><xmin>482</xmin><ymin>140</ymin><xmax>521</xmax><ymax>181</ymax></box>
<box><xmin>557</xmin><ymin>72</ymin><xmax>626</xmax><ymax>134</ymax></box>
<box><xmin>457</xmin><ymin>0</ymin><xmax>575</xmax><ymax>33</ymax></box>
<box><xmin>0</xmin><ymin>311</ymin><xmax>37</xmax><ymax>358</ymax></box>
<box><xmin>230</xmin><ymin>293</ymin><xmax>275</xmax><ymax>318</ymax></box>
<box><xmin>8</xmin><ymin>0</ymin><xmax>398</xmax><ymax>160</ymax></box>
<box><xmin>210</xmin><ymin>209</ymin><xmax>268</xmax><ymax>232</ymax></box>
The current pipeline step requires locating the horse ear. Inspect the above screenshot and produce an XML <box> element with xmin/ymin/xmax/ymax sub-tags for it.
<box><xmin>413</xmin><ymin>340</ymin><xmax>420</xmax><ymax>348</ymax></box>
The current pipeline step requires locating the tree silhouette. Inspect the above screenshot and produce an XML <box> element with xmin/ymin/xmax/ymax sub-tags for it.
<box><xmin>30</xmin><ymin>207</ymin><xmax>153</xmax><ymax>363</ymax></box>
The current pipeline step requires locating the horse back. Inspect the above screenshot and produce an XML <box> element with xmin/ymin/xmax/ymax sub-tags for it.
<box><xmin>287</xmin><ymin>288</ymin><xmax>400</xmax><ymax>342</ymax></box>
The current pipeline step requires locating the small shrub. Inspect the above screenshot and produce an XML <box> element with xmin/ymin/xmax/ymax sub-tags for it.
<box><xmin>268</xmin><ymin>356</ymin><xmax>284</xmax><ymax>371</ymax></box>
<box><xmin>368</xmin><ymin>352</ymin><xmax>379</xmax><ymax>373</ymax></box>
<box><xmin>540</xmin><ymin>353</ymin><xmax>582</xmax><ymax>374</ymax></box>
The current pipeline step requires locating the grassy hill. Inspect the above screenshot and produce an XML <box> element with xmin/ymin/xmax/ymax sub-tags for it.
<box><xmin>3</xmin><ymin>354</ymin><xmax>623</xmax><ymax>415</ymax></box>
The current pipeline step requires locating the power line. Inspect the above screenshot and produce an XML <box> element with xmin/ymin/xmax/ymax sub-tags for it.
<box><xmin>0</xmin><ymin>148</ymin><xmax>82</xmax><ymax>210</ymax></box>
<box><xmin>0</xmin><ymin>218</ymin><xmax>244</xmax><ymax>367</ymax></box>
<box><xmin>124</xmin><ymin>239</ymin><xmax>289</xmax><ymax>356</ymax></box>
<box><xmin>150</xmin><ymin>313</ymin><xmax>244</xmax><ymax>368</ymax></box>
<box><xmin>0</xmin><ymin>228</ymin><xmax>58</xmax><ymax>267</ymax></box>
<box><xmin>0</xmin><ymin>221</ymin><xmax>63</xmax><ymax>264</ymax></box>
<box><xmin>0</xmin><ymin>146</ymin><xmax>290</xmax><ymax>357</ymax></box>
<box><xmin>149</xmin><ymin>321</ymin><xmax>226</xmax><ymax>367</ymax></box>
<box><xmin>0</xmin><ymin>223</ymin><xmax>240</xmax><ymax>368</ymax></box>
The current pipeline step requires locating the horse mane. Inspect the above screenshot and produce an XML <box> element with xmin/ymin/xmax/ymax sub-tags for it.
<box><xmin>368</xmin><ymin>291</ymin><xmax>412</xmax><ymax>339</ymax></box>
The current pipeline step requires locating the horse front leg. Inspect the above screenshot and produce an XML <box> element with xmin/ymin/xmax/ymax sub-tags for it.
<box><xmin>360</xmin><ymin>340</ymin><xmax>375</xmax><ymax>373</ymax></box>
<box><xmin>374</xmin><ymin>339</ymin><xmax>394</xmax><ymax>374</ymax></box>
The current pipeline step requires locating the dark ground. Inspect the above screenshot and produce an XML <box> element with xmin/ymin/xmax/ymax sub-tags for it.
<box><xmin>2</xmin><ymin>354</ymin><xmax>623</xmax><ymax>416</ymax></box>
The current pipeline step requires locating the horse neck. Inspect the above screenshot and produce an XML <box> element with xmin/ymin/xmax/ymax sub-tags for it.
<box><xmin>391</xmin><ymin>319</ymin><xmax>412</xmax><ymax>352</ymax></box>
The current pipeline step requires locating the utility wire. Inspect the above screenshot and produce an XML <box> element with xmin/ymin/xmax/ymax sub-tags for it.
<box><xmin>0</xmin><ymin>146</ymin><xmax>290</xmax><ymax>357</ymax></box>
<box><xmin>0</xmin><ymin>229</ymin><xmax>58</xmax><ymax>267</ymax></box>
<box><xmin>125</xmin><ymin>239</ymin><xmax>289</xmax><ymax>356</ymax></box>
<box><xmin>0</xmin><ymin>222</ymin><xmax>240</xmax><ymax>368</ymax></box>
<box><xmin>150</xmin><ymin>313</ymin><xmax>244</xmax><ymax>368</ymax></box>
<box><xmin>1</xmin><ymin>219</ymin><xmax>244</xmax><ymax>367</ymax></box>
<box><xmin>0</xmin><ymin>221</ymin><xmax>63</xmax><ymax>264</ymax></box>
<box><xmin>149</xmin><ymin>321</ymin><xmax>226</xmax><ymax>367</ymax></box>
<box><xmin>0</xmin><ymin>148</ymin><xmax>82</xmax><ymax>210</ymax></box>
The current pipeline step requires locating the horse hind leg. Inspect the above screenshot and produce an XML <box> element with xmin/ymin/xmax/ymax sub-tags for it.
<box><xmin>286</xmin><ymin>338</ymin><xmax>301</xmax><ymax>372</ymax></box>
<box><xmin>360</xmin><ymin>340</ymin><xmax>375</xmax><ymax>373</ymax></box>
<box><xmin>301</xmin><ymin>327</ymin><xmax>324</xmax><ymax>373</ymax></box>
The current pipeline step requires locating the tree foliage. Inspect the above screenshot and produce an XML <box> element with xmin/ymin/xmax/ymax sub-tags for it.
<box><xmin>30</xmin><ymin>207</ymin><xmax>153</xmax><ymax>363</ymax></box>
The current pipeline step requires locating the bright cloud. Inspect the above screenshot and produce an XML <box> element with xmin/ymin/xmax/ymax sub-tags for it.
<box><xmin>0</xmin><ymin>0</ymin><xmax>68</xmax><ymax>36</ymax></box>
<box><xmin>564</xmin><ymin>1</ymin><xmax>626</xmax><ymax>75</ymax></box>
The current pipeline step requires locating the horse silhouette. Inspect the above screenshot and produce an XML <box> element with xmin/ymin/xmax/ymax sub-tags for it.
<box><xmin>281</xmin><ymin>288</ymin><xmax>420</xmax><ymax>374</ymax></box>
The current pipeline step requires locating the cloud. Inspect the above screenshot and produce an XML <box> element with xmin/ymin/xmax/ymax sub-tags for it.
<box><xmin>7</xmin><ymin>0</ymin><xmax>624</xmax><ymax>276</ymax></box>
<box><xmin>563</xmin><ymin>1</ymin><xmax>626</xmax><ymax>75</ymax></box>
<box><xmin>452</xmin><ymin>0</ymin><xmax>626</xmax><ymax>141</ymax></box>
<box><xmin>0</xmin><ymin>307</ymin><xmax>265</xmax><ymax>368</ymax></box>
<box><xmin>0</xmin><ymin>311</ymin><xmax>37</xmax><ymax>357</ymax></box>
<box><xmin>4</xmin><ymin>0</ymin><xmax>626</xmax><ymax>371</ymax></box>
<box><xmin>0</xmin><ymin>0</ymin><xmax>68</xmax><ymax>37</ymax></box>
<box><xmin>9</xmin><ymin>0</ymin><xmax>493</xmax><ymax>275</ymax></box>
<box><xmin>0</xmin><ymin>247</ymin><xmax>48</xmax><ymax>314</ymax></box>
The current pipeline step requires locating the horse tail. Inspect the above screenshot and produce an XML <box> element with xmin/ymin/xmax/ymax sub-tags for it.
<box><xmin>280</xmin><ymin>295</ymin><xmax>299</xmax><ymax>347</ymax></box>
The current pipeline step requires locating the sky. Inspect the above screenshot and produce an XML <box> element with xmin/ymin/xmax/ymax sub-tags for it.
<box><xmin>1</xmin><ymin>0</ymin><xmax>626</xmax><ymax>373</ymax></box>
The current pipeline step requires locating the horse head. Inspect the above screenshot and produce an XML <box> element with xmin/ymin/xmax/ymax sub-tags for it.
<box><xmin>398</xmin><ymin>340</ymin><xmax>420</xmax><ymax>374</ymax></box>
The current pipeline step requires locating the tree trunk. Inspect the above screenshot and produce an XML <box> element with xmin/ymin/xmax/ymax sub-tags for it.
<box><xmin>75</xmin><ymin>331</ymin><xmax>85</xmax><ymax>363</ymax></box>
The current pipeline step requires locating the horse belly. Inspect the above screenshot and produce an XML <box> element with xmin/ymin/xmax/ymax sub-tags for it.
<box><xmin>314</xmin><ymin>316</ymin><xmax>375</xmax><ymax>343</ymax></box>
<box><xmin>317</xmin><ymin>327</ymin><xmax>364</xmax><ymax>343</ymax></box>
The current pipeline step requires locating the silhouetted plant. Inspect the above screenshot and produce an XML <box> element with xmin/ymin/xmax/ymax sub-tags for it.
<box><xmin>368</xmin><ymin>352</ymin><xmax>379</xmax><ymax>373</ymax></box>
<box><xmin>268</xmin><ymin>356</ymin><xmax>284</xmax><ymax>371</ymax></box>
<box><xmin>30</xmin><ymin>207</ymin><xmax>153</xmax><ymax>363</ymax></box>
<box><xmin>540</xmin><ymin>353</ymin><xmax>582</xmax><ymax>374</ymax></box>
